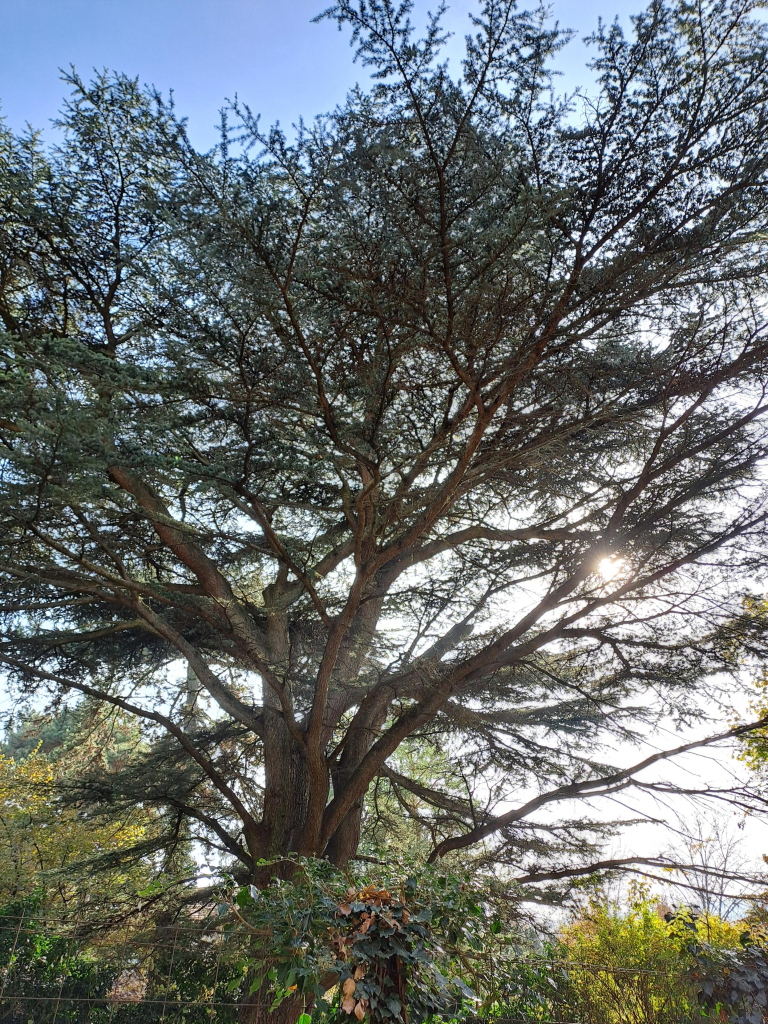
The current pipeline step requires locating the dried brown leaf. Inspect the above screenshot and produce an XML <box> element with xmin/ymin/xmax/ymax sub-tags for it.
<box><xmin>342</xmin><ymin>977</ymin><xmax>356</xmax><ymax>997</ymax></box>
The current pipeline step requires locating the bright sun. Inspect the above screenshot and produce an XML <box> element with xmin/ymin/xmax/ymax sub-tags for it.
<box><xmin>598</xmin><ymin>557</ymin><xmax>624</xmax><ymax>581</ymax></box>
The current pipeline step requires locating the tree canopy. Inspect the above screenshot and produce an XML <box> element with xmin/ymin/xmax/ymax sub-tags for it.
<box><xmin>3</xmin><ymin>0</ymin><xmax>768</xmax><ymax>913</ymax></box>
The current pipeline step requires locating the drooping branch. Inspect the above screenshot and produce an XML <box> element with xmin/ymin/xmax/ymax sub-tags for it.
<box><xmin>428</xmin><ymin>717</ymin><xmax>768</xmax><ymax>861</ymax></box>
<box><xmin>0</xmin><ymin>654</ymin><xmax>267</xmax><ymax>860</ymax></box>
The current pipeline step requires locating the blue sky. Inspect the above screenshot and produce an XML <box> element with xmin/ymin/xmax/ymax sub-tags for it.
<box><xmin>2</xmin><ymin>0</ymin><xmax>640</xmax><ymax>149</ymax></box>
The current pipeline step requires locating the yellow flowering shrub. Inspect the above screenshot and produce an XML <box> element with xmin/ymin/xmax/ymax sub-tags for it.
<box><xmin>556</xmin><ymin>883</ymin><xmax>749</xmax><ymax>1024</ymax></box>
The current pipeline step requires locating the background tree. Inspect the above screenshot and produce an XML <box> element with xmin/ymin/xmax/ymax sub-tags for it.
<box><xmin>0</xmin><ymin>704</ymin><xmax>182</xmax><ymax>920</ymax></box>
<box><xmin>660</xmin><ymin>815</ymin><xmax>758</xmax><ymax>921</ymax></box>
<box><xmin>5</xmin><ymin>0</ymin><xmax>768</xmax><ymax>1017</ymax></box>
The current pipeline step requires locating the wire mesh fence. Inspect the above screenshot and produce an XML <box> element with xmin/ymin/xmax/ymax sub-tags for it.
<box><xmin>0</xmin><ymin>910</ymin><xmax>720</xmax><ymax>1024</ymax></box>
<box><xmin>0</xmin><ymin>911</ymin><xmax>246</xmax><ymax>1023</ymax></box>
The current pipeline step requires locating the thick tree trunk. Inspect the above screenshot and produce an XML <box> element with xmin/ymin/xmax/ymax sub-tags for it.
<box><xmin>325</xmin><ymin>694</ymin><xmax>389</xmax><ymax>866</ymax></box>
<box><xmin>261</xmin><ymin>593</ymin><xmax>322</xmax><ymax>865</ymax></box>
<box><xmin>325</xmin><ymin>791</ymin><xmax>364</xmax><ymax>866</ymax></box>
<box><xmin>262</xmin><ymin>704</ymin><xmax>313</xmax><ymax>863</ymax></box>
<box><xmin>262</xmin><ymin>737</ymin><xmax>310</xmax><ymax>851</ymax></box>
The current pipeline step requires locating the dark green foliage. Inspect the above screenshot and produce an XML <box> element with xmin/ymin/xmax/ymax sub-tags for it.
<box><xmin>0</xmin><ymin>895</ymin><xmax>116</xmax><ymax>1023</ymax></box>
<box><xmin>473</xmin><ymin>955</ymin><xmax>572</xmax><ymax>1023</ymax></box>
<box><xmin>0</xmin><ymin>894</ymin><xmax>247</xmax><ymax>1024</ymax></box>
<box><xmin>3</xmin><ymin>885</ymin><xmax>768</xmax><ymax>1024</ymax></box>
<box><xmin>690</xmin><ymin>943</ymin><xmax>768</xmax><ymax>1024</ymax></box>
<box><xmin>681</xmin><ymin>914</ymin><xmax>768</xmax><ymax>1024</ymax></box>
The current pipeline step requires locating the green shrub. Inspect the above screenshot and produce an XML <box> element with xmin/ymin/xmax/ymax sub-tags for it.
<box><xmin>0</xmin><ymin>894</ymin><xmax>115</xmax><ymax>1023</ymax></box>
<box><xmin>231</xmin><ymin>858</ymin><xmax>490</xmax><ymax>1023</ymax></box>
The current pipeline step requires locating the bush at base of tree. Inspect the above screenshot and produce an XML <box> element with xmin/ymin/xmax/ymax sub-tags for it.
<box><xmin>4</xmin><ymin>872</ymin><xmax>768</xmax><ymax>1024</ymax></box>
<box><xmin>230</xmin><ymin>858</ymin><xmax>489</xmax><ymax>1023</ymax></box>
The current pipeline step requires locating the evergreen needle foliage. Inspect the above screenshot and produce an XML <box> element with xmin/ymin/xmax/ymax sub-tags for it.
<box><xmin>3</xmin><ymin>0</ymin><xmax>768</xmax><ymax>973</ymax></box>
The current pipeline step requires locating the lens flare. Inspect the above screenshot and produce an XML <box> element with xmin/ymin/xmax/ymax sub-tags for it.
<box><xmin>598</xmin><ymin>557</ymin><xmax>624</xmax><ymax>581</ymax></box>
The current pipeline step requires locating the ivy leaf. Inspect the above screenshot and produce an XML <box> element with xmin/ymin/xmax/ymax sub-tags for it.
<box><xmin>342</xmin><ymin>977</ymin><xmax>356</xmax><ymax>997</ymax></box>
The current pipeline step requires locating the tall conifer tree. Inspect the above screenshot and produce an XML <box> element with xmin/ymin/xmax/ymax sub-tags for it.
<box><xmin>4</xmin><ymin>3</ymin><xmax>768</xmax><ymax>1015</ymax></box>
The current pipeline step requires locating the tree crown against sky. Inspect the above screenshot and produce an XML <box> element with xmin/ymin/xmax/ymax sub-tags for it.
<box><xmin>2</xmin><ymin>0</ymin><xmax>768</xmax><ymax>900</ymax></box>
